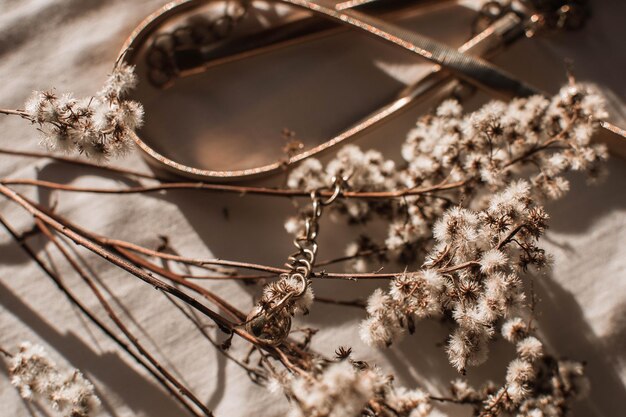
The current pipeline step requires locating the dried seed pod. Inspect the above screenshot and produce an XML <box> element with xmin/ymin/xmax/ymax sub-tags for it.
<box><xmin>245</xmin><ymin>306</ymin><xmax>292</xmax><ymax>346</ymax></box>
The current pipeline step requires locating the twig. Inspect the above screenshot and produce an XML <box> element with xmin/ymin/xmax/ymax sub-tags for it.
<box><xmin>88</xmin><ymin>235</ymin><xmax>399</xmax><ymax>279</ymax></box>
<box><xmin>115</xmin><ymin>246</ymin><xmax>246</xmax><ymax>322</ymax></box>
<box><xmin>438</xmin><ymin>261</ymin><xmax>480</xmax><ymax>274</ymax></box>
<box><xmin>0</xmin><ymin>347</ymin><xmax>14</xmax><ymax>358</ymax></box>
<box><xmin>0</xmin><ymin>177</ymin><xmax>467</xmax><ymax>201</ymax></box>
<box><xmin>429</xmin><ymin>395</ymin><xmax>481</xmax><ymax>405</ymax></box>
<box><xmin>0</xmin><ymin>108</ymin><xmax>29</xmax><ymax>117</ymax></box>
<box><xmin>497</xmin><ymin>223</ymin><xmax>528</xmax><ymax>250</ymax></box>
<box><xmin>182</xmin><ymin>273</ymin><xmax>273</xmax><ymax>280</ymax></box>
<box><xmin>0</xmin><ymin>148</ymin><xmax>161</xmax><ymax>180</ymax></box>
<box><xmin>165</xmin><ymin>294</ymin><xmax>267</xmax><ymax>381</ymax></box>
<box><xmin>315</xmin><ymin>246</ymin><xmax>387</xmax><ymax>268</ymax></box>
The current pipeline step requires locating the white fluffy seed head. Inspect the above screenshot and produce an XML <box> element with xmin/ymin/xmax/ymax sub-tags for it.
<box><xmin>366</xmin><ymin>288</ymin><xmax>390</xmax><ymax>316</ymax></box>
<box><xmin>101</xmin><ymin>63</ymin><xmax>138</xmax><ymax>97</ymax></box>
<box><xmin>294</xmin><ymin>284</ymin><xmax>315</xmax><ymax>314</ymax></box>
<box><xmin>39</xmin><ymin>126</ymin><xmax>76</xmax><ymax>154</ymax></box>
<box><xmin>118</xmin><ymin>100</ymin><xmax>144</xmax><ymax>130</ymax></box>
<box><xmin>359</xmin><ymin>316</ymin><xmax>402</xmax><ymax>348</ymax></box>
<box><xmin>388</xmin><ymin>387</ymin><xmax>432</xmax><ymax>416</ymax></box>
<box><xmin>23</xmin><ymin>65</ymin><xmax>143</xmax><ymax>162</ymax></box>
<box><xmin>450</xmin><ymin>378</ymin><xmax>476</xmax><ymax>401</ymax></box>
<box><xmin>288</xmin><ymin>361</ymin><xmax>380</xmax><ymax>417</ymax></box>
<box><xmin>506</xmin><ymin>358</ymin><xmax>535</xmax><ymax>385</ymax></box>
<box><xmin>479</xmin><ymin>249</ymin><xmax>508</xmax><ymax>274</ymax></box>
<box><xmin>502</xmin><ymin>317</ymin><xmax>527</xmax><ymax>343</ymax></box>
<box><xmin>447</xmin><ymin>328</ymin><xmax>490</xmax><ymax>373</ymax></box>
<box><xmin>263</xmin><ymin>275</ymin><xmax>314</xmax><ymax>315</ymax></box>
<box><xmin>516</xmin><ymin>336</ymin><xmax>543</xmax><ymax>362</ymax></box>
<box><xmin>506</xmin><ymin>381</ymin><xmax>529</xmax><ymax>403</ymax></box>
<box><xmin>436</xmin><ymin>99</ymin><xmax>463</xmax><ymax>118</ymax></box>
<box><xmin>286</xmin><ymin>158</ymin><xmax>325</xmax><ymax>191</ymax></box>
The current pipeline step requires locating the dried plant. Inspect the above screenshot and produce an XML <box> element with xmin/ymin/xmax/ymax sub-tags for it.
<box><xmin>0</xmin><ymin>62</ymin><xmax>611</xmax><ymax>417</ymax></box>
<box><xmin>1</xmin><ymin>342</ymin><xmax>100</xmax><ymax>417</ymax></box>
<box><xmin>12</xmin><ymin>63</ymin><xmax>143</xmax><ymax>162</ymax></box>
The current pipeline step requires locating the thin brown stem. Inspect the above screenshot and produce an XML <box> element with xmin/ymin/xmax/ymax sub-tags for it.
<box><xmin>503</xmin><ymin>118</ymin><xmax>575</xmax><ymax>169</ymax></box>
<box><xmin>182</xmin><ymin>273</ymin><xmax>273</xmax><ymax>280</ymax></box>
<box><xmin>0</xmin><ymin>148</ymin><xmax>160</xmax><ymax>180</ymax></box>
<box><xmin>115</xmin><ymin>246</ymin><xmax>246</xmax><ymax>323</ymax></box>
<box><xmin>0</xmin><ymin>108</ymin><xmax>29</xmax><ymax>117</ymax></box>
<box><xmin>99</xmin><ymin>236</ymin><xmax>398</xmax><ymax>279</ymax></box>
<box><xmin>315</xmin><ymin>246</ymin><xmax>387</xmax><ymax>268</ymax></box>
<box><xmin>438</xmin><ymin>261</ymin><xmax>480</xmax><ymax>274</ymax></box>
<box><xmin>478</xmin><ymin>385</ymin><xmax>509</xmax><ymax>417</ymax></box>
<box><xmin>0</xmin><ymin>347</ymin><xmax>13</xmax><ymax>358</ymax></box>
<box><xmin>104</xmin><ymin>238</ymin><xmax>287</xmax><ymax>275</ymax></box>
<box><xmin>0</xmin><ymin>177</ymin><xmax>467</xmax><ymax>201</ymax></box>
<box><xmin>497</xmin><ymin>223</ymin><xmax>527</xmax><ymax>250</ymax></box>
<box><xmin>315</xmin><ymin>296</ymin><xmax>366</xmax><ymax>309</ymax></box>
<box><xmin>314</xmin><ymin>270</ymin><xmax>398</xmax><ymax>279</ymax></box>
<box><xmin>429</xmin><ymin>395</ymin><xmax>481</xmax><ymax>405</ymax></box>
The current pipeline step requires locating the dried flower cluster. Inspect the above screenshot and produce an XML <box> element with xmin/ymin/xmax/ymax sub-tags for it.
<box><xmin>263</xmin><ymin>176</ymin><xmax>592</xmax><ymax>416</ymax></box>
<box><xmin>448</xmin><ymin>323</ymin><xmax>589</xmax><ymax>417</ymax></box>
<box><xmin>24</xmin><ymin>63</ymin><xmax>143</xmax><ymax>162</ymax></box>
<box><xmin>273</xmin><ymin>357</ymin><xmax>434</xmax><ymax>417</ymax></box>
<box><xmin>361</xmin><ymin>181</ymin><xmax>547</xmax><ymax>371</ymax></box>
<box><xmin>286</xmin><ymin>83</ymin><xmax>608</xmax><ymax>264</ymax></box>
<box><xmin>7</xmin><ymin>342</ymin><xmax>99</xmax><ymax>417</ymax></box>
<box><xmin>266</xmin><ymin>83</ymin><xmax>609</xmax><ymax>416</ymax></box>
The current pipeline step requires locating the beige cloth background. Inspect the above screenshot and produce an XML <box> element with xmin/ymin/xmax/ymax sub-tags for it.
<box><xmin>0</xmin><ymin>1</ymin><xmax>624</xmax><ymax>416</ymax></box>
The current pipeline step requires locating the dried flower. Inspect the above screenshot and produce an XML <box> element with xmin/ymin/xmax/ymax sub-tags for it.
<box><xmin>359</xmin><ymin>315</ymin><xmax>404</xmax><ymax>348</ymax></box>
<box><xmin>24</xmin><ymin>63</ymin><xmax>143</xmax><ymax>162</ymax></box>
<box><xmin>8</xmin><ymin>342</ymin><xmax>99</xmax><ymax>417</ymax></box>
<box><xmin>365</xmin><ymin>288</ymin><xmax>391</xmax><ymax>316</ymax></box>
<box><xmin>506</xmin><ymin>358</ymin><xmax>535</xmax><ymax>385</ymax></box>
<box><xmin>479</xmin><ymin>249</ymin><xmax>508</xmax><ymax>274</ymax></box>
<box><xmin>286</xmin><ymin>361</ymin><xmax>381</xmax><ymax>417</ymax></box>
<box><xmin>447</xmin><ymin>328</ymin><xmax>490</xmax><ymax>373</ymax></box>
<box><xmin>286</xmin><ymin>158</ymin><xmax>326</xmax><ymax>191</ymax></box>
<box><xmin>516</xmin><ymin>336</ymin><xmax>543</xmax><ymax>361</ymax></box>
<box><xmin>450</xmin><ymin>378</ymin><xmax>478</xmax><ymax>402</ymax></box>
<box><xmin>502</xmin><ymin>317</ymin><xmax>528</xmax><ymax>343</ymax></box>
<box><xmin>386</xmin><ymin>387</ymin><xmax>433</xmax><ymax>417</ymax></box>
<box><xmin>261</xmin><ymin>274</ymin><xmax>314</xmax><ymax>315</ymax></box>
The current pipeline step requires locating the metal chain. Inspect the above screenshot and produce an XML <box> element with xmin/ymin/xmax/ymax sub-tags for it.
<box><xmin>244</xmin><ymin>176</ymin><xmax>343</xmax><ymax>345</ymax></box>
<box><xmin>284</xmin><ymin>176</ymin><xmax>342</xmax><ymax>289</ymax></box>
